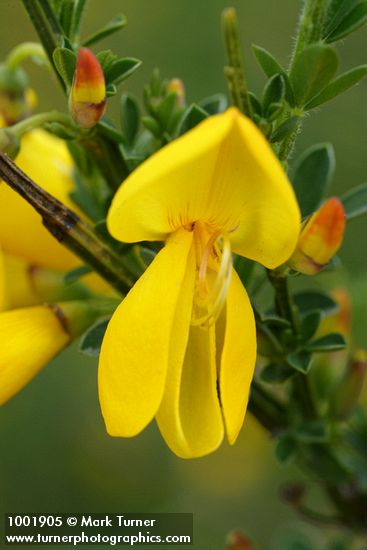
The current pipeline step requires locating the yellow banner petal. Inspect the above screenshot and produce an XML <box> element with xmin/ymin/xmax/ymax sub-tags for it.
<box><xmin>219</xmin><ymin>269</ymin><xmax>257</xmax><ymax>444</ymax></box>
<box><xmin>107</xmin><ymin>108</ymin><xmax>300</xmax><ymax>271</ymax></box>
<box><xmin>107</xmin><ymin>109</ymin><xmax>238</xmax><ymax>243</ymax></box>
<box><xmin>98</xmin><ymin>228</ymin><xmax>193</xmax><ymax>437</ymax></box>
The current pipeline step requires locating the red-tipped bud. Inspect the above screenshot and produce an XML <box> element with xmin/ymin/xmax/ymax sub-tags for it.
<box><xmin>69</xmin><ymin>48</ymin><xmax>106</xmax><ymax>129</ymax></box>
<box><xmin>331</xmin><ymin>350</ymin><xmax>367</xmax><ymax>420</ymax></box>
<box><xmin>167</xmin><ymin>78</ymin><xmax>186</xmax><ymax>107</ymax></box>
<box><xmin>226</xmin><ymin>530</ymin><xmax>256</xmax><ymax>550</ymax></box>
<box><xmin>288</xmin><ymin>198</ymin><xmax>346</xmax><ymax>275</ymax></box>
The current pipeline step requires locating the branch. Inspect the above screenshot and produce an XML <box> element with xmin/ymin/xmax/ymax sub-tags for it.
<box><xmin>0</xmin><ymin>152</ymin><xmax>133</xmax><ymax>294</ymax></box>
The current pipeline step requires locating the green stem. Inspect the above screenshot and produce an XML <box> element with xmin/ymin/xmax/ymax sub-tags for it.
<box><xmin>5</xmin><ymin>42</ymin><xmax>47</xmax><ymax>71</ymax></box>
<box><xmin>6</xmin><ymin>111</ymin><xmax>76</xmax><ymax>136</ymax></box>
<box><xmin>248</xmin><ymin>381</ymin><xmax>288</xmax><ymax>433</ymax></box>
<box><xmin>222</xmin><ymin>7</ymin><xmax>253</xmax><ymax>117</ymax></box>
<box><xmin>289</xmin><ymin>0</ymin><xmax>329</xmax><ymax>75</ymax></box>
<box><xmin>0</xmin><ymin>151</ymin><xmax>134</xmax><ymax>294</ymax></box>
<box><xmin>21</xmin><ymin>0</ymin><xmax>65</xmax><ymax>91</ymax></box>
<box><xmin>279</xmin><ymin>0</ymin><xmax>329</xmax><ymax>161</ymax></box>
<box><xmin>267</xmin><ymin>270</ymin><xmax>299</xmax><ymax>333</ymax></box>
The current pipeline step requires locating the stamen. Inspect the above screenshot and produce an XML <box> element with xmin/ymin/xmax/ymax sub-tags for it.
<box><xmin>192</xmin><ymin>234</ymin><xmax>232</xmax><ymax>327</ymax></box>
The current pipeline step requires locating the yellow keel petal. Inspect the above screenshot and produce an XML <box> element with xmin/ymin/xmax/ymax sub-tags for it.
<box><xmin>219</xmin><ymin>269</ymin><xmax>257</xmax><ymax>444</ymax></box>
<box><xmin>157</xmin><ymin>293</ymin><xmax>224</xmax><ymax>458</ymax></box>
<box><xmin>98</xmin><ymin>228</ymin><xmax>193</xmax><ymax>437</ymax></box>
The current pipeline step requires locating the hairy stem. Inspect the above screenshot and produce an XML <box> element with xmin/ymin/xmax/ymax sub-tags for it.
<box><xmin>21</xmin><ymin>0</ymin><xmax>65</xmax><ymax>91</ymax></box>
<box><xmin>222</xmin><ymin>8</ymin><xmax>253</xmax><ymax>117</ymax></box>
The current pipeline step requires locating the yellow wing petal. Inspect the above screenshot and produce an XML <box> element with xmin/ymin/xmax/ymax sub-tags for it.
<box><xmin>98</xmin><ymin>228</ymin><xmax>193</xmax><ymax>437</ymax></box>
<box><xmin>0</xmin><ymin>306</ymin><xmax>69</xmax><ymax>405</ymax></box>
<box><xmin>0</xmin><ymin>130</ymin><xmax>80</xmax><ymax>270</ymax></box>
<box><xmin>219</xmin><ymin>269</ymin><xmax>257</xmax><ymax>444</ymax></box>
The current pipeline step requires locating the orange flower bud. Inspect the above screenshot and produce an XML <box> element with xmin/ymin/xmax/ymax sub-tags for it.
<box><xmin>69</xmin><ymin>48</ymin><xmax>106</xmax><ymax>129</ymax></box>
<box><xmin>331</xmin><ymin>350</ymin><xmax>367</xmax><ymax>420</ymax></box>
<box><xmin>288</xmin><ymin>197</ymin><xmax>345</xmax><ymax>275</ymax></box>
<box><xmin>226</xmin><ymin>530</ymin><xmax>255</xmax><ymax>550</ymax></box>
<box><xmin>167</xmin><ymin>78</ymin><xmax>186</xmax><ymax>107</ymax></box>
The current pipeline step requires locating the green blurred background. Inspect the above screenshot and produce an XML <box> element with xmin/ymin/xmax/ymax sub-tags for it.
<box><xmin>1</xmin><ymin>1</ymin><xmax>367</xmax><ymax>548</ymax></box>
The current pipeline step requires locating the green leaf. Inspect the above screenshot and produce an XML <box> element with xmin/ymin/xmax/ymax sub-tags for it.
<box><xmin>341</xmin><ymin>182</ymin><xmax>367</xmax><ymax>220</ymax></box>
<box><xmin>256</xmin><ymin>310</ymin><xmax>290</xmax><ymax>327</ymax></box>
<box><xmin>306</xmin><ymin>333</ymin><xmax>347</xmax><ymax>352</ymax></box>
<box><xmin>198</xmin><ymin>94</ymin><xmax>227</xmax><ymax>115</ymax></box>
<box><xmin>296</xmin><ymin>421</ymin><xmax>330</xmax><ymax>443</ymax></box>
<box><xmin>275</xmin><ymin>436</ymin><xmax>298</xmax><ymax>464</ymax></box>
<box><xmin>59</xmin><ymin>0</ymin><xmax>75</xmax><ymax>37</ymax></box>
<box><xmin>43</xmin><ymin>122</ymin><xmax>78</xmax><ymax>140</ymax></box>
<box><xmin>326</xmin><ymin>1</ymin><xmax>367</xmax><ymax>42</ymax></box>
<box><xmin>106</xmin><ymin>83</ymin><xmax>117</xmax><ymax>97</ymax></box>
<box><xmin>262</xmin><ymin>74</ymin><xmax>285</xmax><ymax>114</ymax></box>
<box><xmin>305</xmin><ymin>65</ymin><xmax>367</xmax><ymax>110</ymax></box>
<box><xmin>53</xmin><ymin>47</ymin><xmax>76</xmax><ymax>87</ymax></box>
<box><xmin>96</xmin><ymin>50</ymin><xmax>117</xmax><ymax>73</ymax></box>
<box><xmin>261</xmin><ymin>363</ymin><xmax>295</xmax><ymax>383</ymax></box>
<box><xmin>294</xmin><ymin>291</ymin><xmax>339</xmax><ymax>316</ymax></box>
<box><xmin>156</xmin><ymin>93</ymin><xmax>178</xmax><ymax>130</ymax></box>
<box><xmin>142</xmin><ymin>116</ymin><xmax>161</xmax><ymax>138</ymax></box>
<box><xmin>287</xmin><ymin>351</ymin><xmax>313</xmax><ymax>374</ymax></box>
<box><xmin>291</xmin><ymin>143</ymin><xmax>335</xmax><ymax>217</ymax></box>
<box><xmin>252</xmin><ymin>44</ymin><xmax>285</xmax><ymax>78</ymax></box>
<box><xmin>324</xmin><ymin>0</ymin><xmax>361</xmax><ymax>36</ymax></box>
<box><xmin>79</xmin><ymin>318</ymin><xmax>110</xmax><ymax>357</ymax></box>
<box><xmin>97</xmin><ymin>119</ymin><xmax>124</xmax><ymax>144</ymax></box>
<box><xmin>120</xmin><ymin>93</ymin><xmax>140</xmax><ymax>146</ymax></box>
<box><xmin>300</xmin><ymin>311</ymin><xmax>322</xmax><ymax>342</ymax></box>
<box><xmin>270</xmin><ymin>116</ymin><xmax>300</xmax><ymax>143</ymax></box>
<box><xmin>266</xmin><ymin>102</ymin><xmax>284</xmax><ymax>122</ymax></box>
<box><xmin>104</xmin><ymin>57</ymin><xmax>142</xmax><ymax>86</ymax></box>
<box><xmin>178</xmin><ymin>104</ymin><xmax>208</xmax><ymax>135</ymax></box>
<box><xmin>248</xmin><ymin>92</ymin><xmax>262</xmax><ymax>116</ymax></box>
<box><xmin>83</xmin><ymin>14</ymin><xmax>127</xmax><ymax>47</ymax></box>
<box><xmin>290</xmin><ymin>45</ymin><xmax>339</xmax><ymax>107</ymax></box>
<box><xmin>64</xmin><ymin>265</ymin><xmax>92</xmax><ymax>285</ymax></box>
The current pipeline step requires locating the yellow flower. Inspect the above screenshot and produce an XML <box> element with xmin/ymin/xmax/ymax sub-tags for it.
<box><xmin>99</xmin><ymin>108</ymin><xmax>300</xmax><ymax>458</ymax></box>
<box><xmin>0</xmin><ymin>129</ymin><xmax>80</xmax><ymax>271</ymax></box>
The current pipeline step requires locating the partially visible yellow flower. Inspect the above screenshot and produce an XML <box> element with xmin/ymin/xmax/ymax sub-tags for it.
<box><xmin>289</xmin><ymin>197</ymin><xmax>345</xmax><ymax>275</ymax></box>
<box><xmin>99</xmin><ymin>108</ymin><xmax>300</xmax><ymax>458</ymax></box>
<box><xmin>0</xmin><ymin>129</ymin><xmax>81</xmax><ymax>271</ymax></box>
<box><xmin>0</xmin><ymin>305</ymin><xmax>69</xmax><ymax>405</ymax></box>
<box><xmin>0</xmin><ymin>300</ymin><xmax>107</xmax><ymax>405</ymax></box>
<box><xmin>0</xmin><ymin>245</ymin><xmax>5</xmax><ymax>311</ymax></box>
<box><xmin>69</xmin><ymin>48</ymin><xmax>106</xmax><ymax>129</ymax></box>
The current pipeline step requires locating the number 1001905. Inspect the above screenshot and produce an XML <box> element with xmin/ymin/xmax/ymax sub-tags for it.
<box><xmin>7</xmin><ymin>516</ymin><xmax>63</xmax><ymax>527</ymax></box>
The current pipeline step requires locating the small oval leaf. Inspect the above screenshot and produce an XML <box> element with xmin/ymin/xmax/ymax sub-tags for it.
<box><xmin>291</xmin><ymin>143</ymin><xmax>335</xmax><ymax>217</ymax></box>
<box><xmin>341</xmin><ymin>182</ymin><xmax>367</xmax><ymax>220</ymax></box>
<box><xmin>290</xmin><ymin>45</ymin><xmax>339</xmax><ymax>107</ymax></box>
